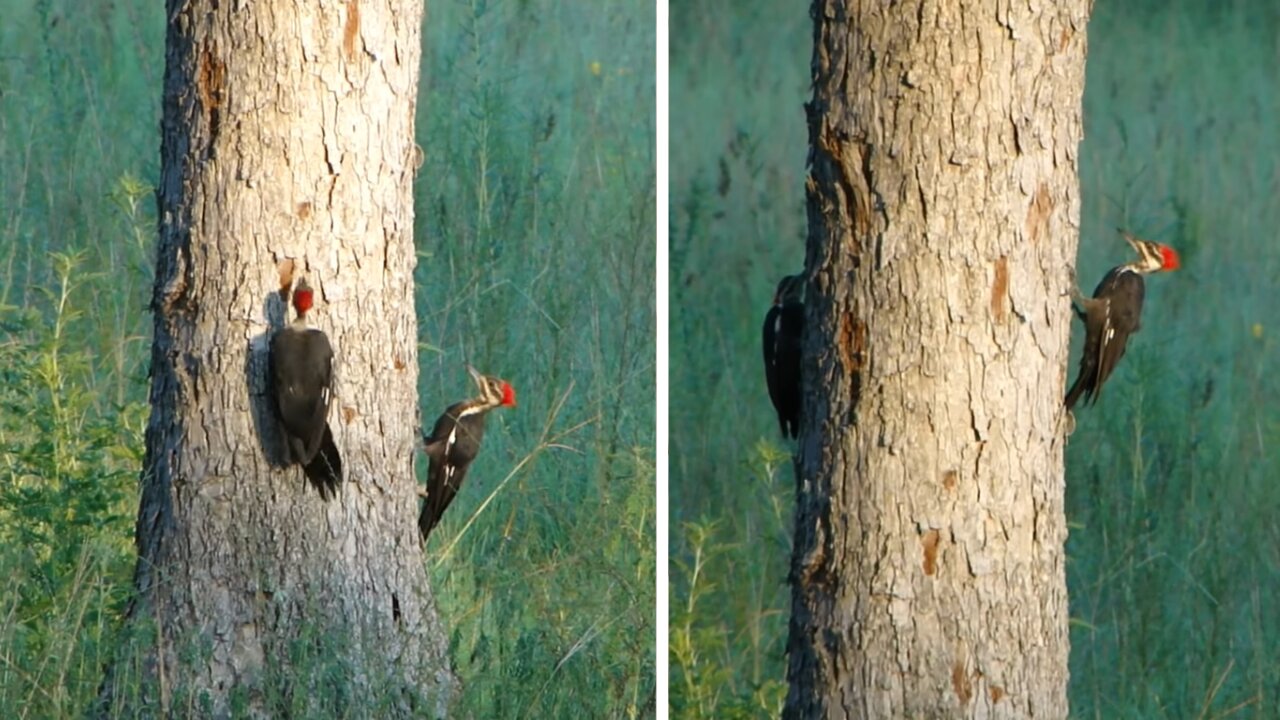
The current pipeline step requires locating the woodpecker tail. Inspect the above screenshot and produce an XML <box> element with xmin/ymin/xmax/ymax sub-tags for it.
<box><xmin>418</xmin><ymin>438</ymin><xmax>461</xmax><ymax>543</ymax></box>
<box><xmin>417</xmin><ymin>503</ymin><xmax>439</xmax><ymax>543</ymax></box>
<box><xmin>418</xmin><ymin>495</ymin><xmax>450</xmax><ymax>542</ymax></box>
<box><xmin>1064</xmin><ymin>375</ymin><xmax>1088</xmax><ymax>412</ymax></box>
<box><xmin>303</xmin><ymin>425</ymin><xmax>343</xmax><ymax>500</ymax></box>
<box><xmin>418</xmin><ymin>437</ymin><xmax>447</xmax><ymax>542</ymax></box>
<box><xmin>1065</xmin><ymin>355</ymin><xmax>1103</xmax><ymax>410</ymax></box>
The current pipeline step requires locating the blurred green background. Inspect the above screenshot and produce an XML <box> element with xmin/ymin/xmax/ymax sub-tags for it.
<box><xmin>671</xmin><ymin>1</ymin><xmax>1280</xmax><ymax>717</ymax></box>
<box><xmin>0</xmin><ymin>1</ymin><xmax>654</xmax><ymax>717</ymax></box>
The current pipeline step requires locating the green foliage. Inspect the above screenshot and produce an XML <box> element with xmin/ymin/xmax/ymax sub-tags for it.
<box><xmin>0</xmin><ymin>253</ymin><xmax>140</xmax><ymax>719</ymax></box>
<box><xmin>668</xmin><ymin>2</ymin><xmax>809</xmax><ymax>717</ymax></box>
<box><xmin>0</xmin><ymin>0</ymin><xmax>654</xmax><ymax>717</ymax></box>
<box><xmin>672</xmin><ymin>0</ymin><xmax>1280</xmax><ymax>717</ymax></box>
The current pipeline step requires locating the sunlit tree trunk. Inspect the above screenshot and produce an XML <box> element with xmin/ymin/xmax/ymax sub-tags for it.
<box><xmin>786</xmin><ymin>1</ymin><xmax>1091</xmax><ymax>718</ymax></box>
<box><xmin>96</xmin><ymin>1</ymin><xmax>453</xmax><ymax>717</ymax></box>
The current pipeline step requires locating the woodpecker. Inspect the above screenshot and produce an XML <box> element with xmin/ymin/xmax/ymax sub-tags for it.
<box><xmin>418</xmin><ymin>365</ymin><xmax>516</xmax><ymax>541</ymax></box>
<box><xmin>269</xmin><ymin>277</ymin><xmax>343</xmax><ymax>499</ymax></box>
<box><xmin>763</xmin><ymin>274</ymin><xmax>804</xmax><ymax>438</ymax></box>
<box><xmin>1065</xmin><ymin>230</ymin><xmax>1181</xmax><ymax>411</ymax></box>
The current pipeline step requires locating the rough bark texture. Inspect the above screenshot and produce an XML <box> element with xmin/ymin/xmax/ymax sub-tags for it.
<box><xmin>100</xmin><ymin>1</ymin><xmax>451</xmax><ymax>717</ymax></box>
<box><xmin>786</xmin><ymin>2</ymin><xmax>1091</xmax><ymax>718</ymax></box>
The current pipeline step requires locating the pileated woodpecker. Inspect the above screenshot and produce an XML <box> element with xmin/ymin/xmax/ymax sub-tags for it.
<box><xmin>269</xmin><ymin>277</ymin><xmax>343</xmax><ymax>499</ymax></box>
<box><xmin>1065</xmin><ymin>230</ymin><xmax>1181</xmax><ymax>411</ymax></box>
<box><xmin>763</xmin><ymin>274</ymin><xmax>804</xmax><ymax>438</ymax></box>
<box><xmin>418</xmin><ymin>365</ymin><xmax>516</xmax><ymax>541</ymax></box>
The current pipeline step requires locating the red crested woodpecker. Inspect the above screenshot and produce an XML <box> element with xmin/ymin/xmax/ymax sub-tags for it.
<box><xmin>269</xmin><ymin>277</ymin><xmax>343</xmax><ymax>498</ymax></box>
<box><xmin>418</xmin><ymin>365</ymin><xmax>516</xmax><ymax>541</ymax></box>
<box><xmin>763</xmin><ymin>274</ymin><xmax>804</xmax><ymax>439</ymax></box>
<box><xmin>1066</xmin><ymin>230</ymin><xmax>1181</xmax><ymax>411</ymax></box>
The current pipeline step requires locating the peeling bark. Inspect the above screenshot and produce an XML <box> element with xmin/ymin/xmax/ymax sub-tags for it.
<box><xmin>786</xmin><ymin>2</ymin><xmax>1092</xmax><ymax>718</ymax></box>
<box><xmin>97</xmin><ymin>1</ymin><xmax>452</xmax><ymax>717</ymax></box>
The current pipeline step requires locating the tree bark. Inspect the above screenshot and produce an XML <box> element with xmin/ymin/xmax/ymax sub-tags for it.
<box><xmin>786</xmin><ymin>2</ymin><xmax>1091</xmax><ymax>718</ymax></box>
<box><xmin>98</xmin><ymin>1</ymin><xmax>452</xmax><ymax>717</ymax></box>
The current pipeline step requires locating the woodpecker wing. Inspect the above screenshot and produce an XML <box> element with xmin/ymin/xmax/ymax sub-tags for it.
<box><xmin>1089</xmin><ymin>269</ymin><xmax>1144</xmax><ymax>401</ymax></box>
<box><xmin>1066</xmin><ymin>268</ymin><xmax>1145</xmax><ymax>409</ymax></box>
<box><xmin>763</xmin><ymin>303</ymin><xmax>804</xmax><ymax>438</ymax></box>
<box><xmin>762</xmin><ymin>305</ymin><xmax>783</xmax><ymax>419</ymax></box>
<box><xmin>270</xmin><ymin>327</ymin><xmax>335</xmax><ymax>462</ymax></box>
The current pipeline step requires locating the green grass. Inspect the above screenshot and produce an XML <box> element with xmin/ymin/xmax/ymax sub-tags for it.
<box><xmin>671</xmin><ymin>1</ymin><xmax>1280</xmax><ymax>718</ymax></box>
<box><xmin>0</xmin><ymin>0</ymin><xmax>654</xmax><ymax>717</ymax></box>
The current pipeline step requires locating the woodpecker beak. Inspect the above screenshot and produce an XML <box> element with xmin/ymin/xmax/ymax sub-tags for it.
<box><xmin>1119</xmin><ymin>230</ymin><xmax>1144</xmax><ymax>255</ymax></box>
<box><xmin>466</xmin><ymin>364</ymin><xmax>484</xmax><ymax>389</ymax></box>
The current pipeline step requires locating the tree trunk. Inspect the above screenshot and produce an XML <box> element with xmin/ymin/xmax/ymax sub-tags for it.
<box><xmin>786</xmin><ymin>2</ymin><xmax>1091</xmax><ymax>718</ymax></box>
<box><xmin>97</xmin><ymin>1</ymin><xmax>452</xmax><ymax>717</ymax></box>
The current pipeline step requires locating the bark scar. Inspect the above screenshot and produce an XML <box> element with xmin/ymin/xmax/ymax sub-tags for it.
<box><xmin>343</xmin><ymin>0</ymin><xmax>361</xmax><ymax>62</ymax></box>
<box><xmin>196</xmin><ymin>44</ymin><xmax>226</xmax><ymax>147</ymax></box>
<box><xmin>814</xmin><ymin>118</ymin><xmax>881</xmax><ymax>267</ymax></box>
<box><xmin>790</xmin><ymin>496</ymin><xmax>834</xmax><ymax>596</ymax></box>
<box><xmin>952</xmin><ymin>659</ymin><xmax>973</xmax><ymax>705</ymax></box>
<box><xmin>921</xmin><ymin>529</ymin><xmax>940</xmax><ymax>575</ymax></box>
<box><xmin>991</xmin><ymin>255</ymin><xmax>1009</xmax><ymax>323</ymax></box>
<box><xmin>1026</xmin><ymin>183</ymin><xmax>1052</xmax><ymax>244</ymax></box>
<box><xmin>837</xmin><ymin>311</ymin><xmax>867</xmax><ymax>404</ymax></box>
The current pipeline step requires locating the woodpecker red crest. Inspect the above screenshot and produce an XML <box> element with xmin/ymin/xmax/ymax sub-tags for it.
<box><xmin>1065</xmin><ymin>230</ymin><xmax>1180</xmax><ymax>411</ymax></box>
<box><xmin>418</xmin><ymin>365</ymin><xmax>516</xmax><ymax>541</ymax></box>
<box><xmin>292</xmin><ymin>282</ymin><xmax>315</xmax><ymax>314</ymax></box>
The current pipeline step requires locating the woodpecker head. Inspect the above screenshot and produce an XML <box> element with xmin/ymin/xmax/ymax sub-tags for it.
<box><xmin>466</xmin><ymin>364</ymin><xmax>516</xmax><ymax>410</ymax></box>
<box><xmin>292</xmin><ymin>277</ymin><xmax>316</xmax><ymax>319</ymax></box>
<box><xmin>1119</xmin><ymin>230</ymin><xmax>1181</xmax><ymax>274</ymax></box>
<box><xmin>773</xmin><ymin>274</ymin><xmax>805</xmax><ymax>307</ymax></box>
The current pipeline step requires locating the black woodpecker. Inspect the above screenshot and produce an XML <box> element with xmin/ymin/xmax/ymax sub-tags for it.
<box><xmin>269</xmin><ymin>277</ymin><xmax>343</xmax><ymax>499</ymax></box>
<box><xmin>1065</xmin><ymin>230</ymin><xmax>1181</xmax><ymax>411</ymax></box>
<box><xmin>419</xmin><ymin>365</ymin><xmax>516</xmax><ymax>541</ymax></box>
<box><xmin>763</xmin><ymin>274</ymin><xmax>804</xmax><ymax>438</ymax></box>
